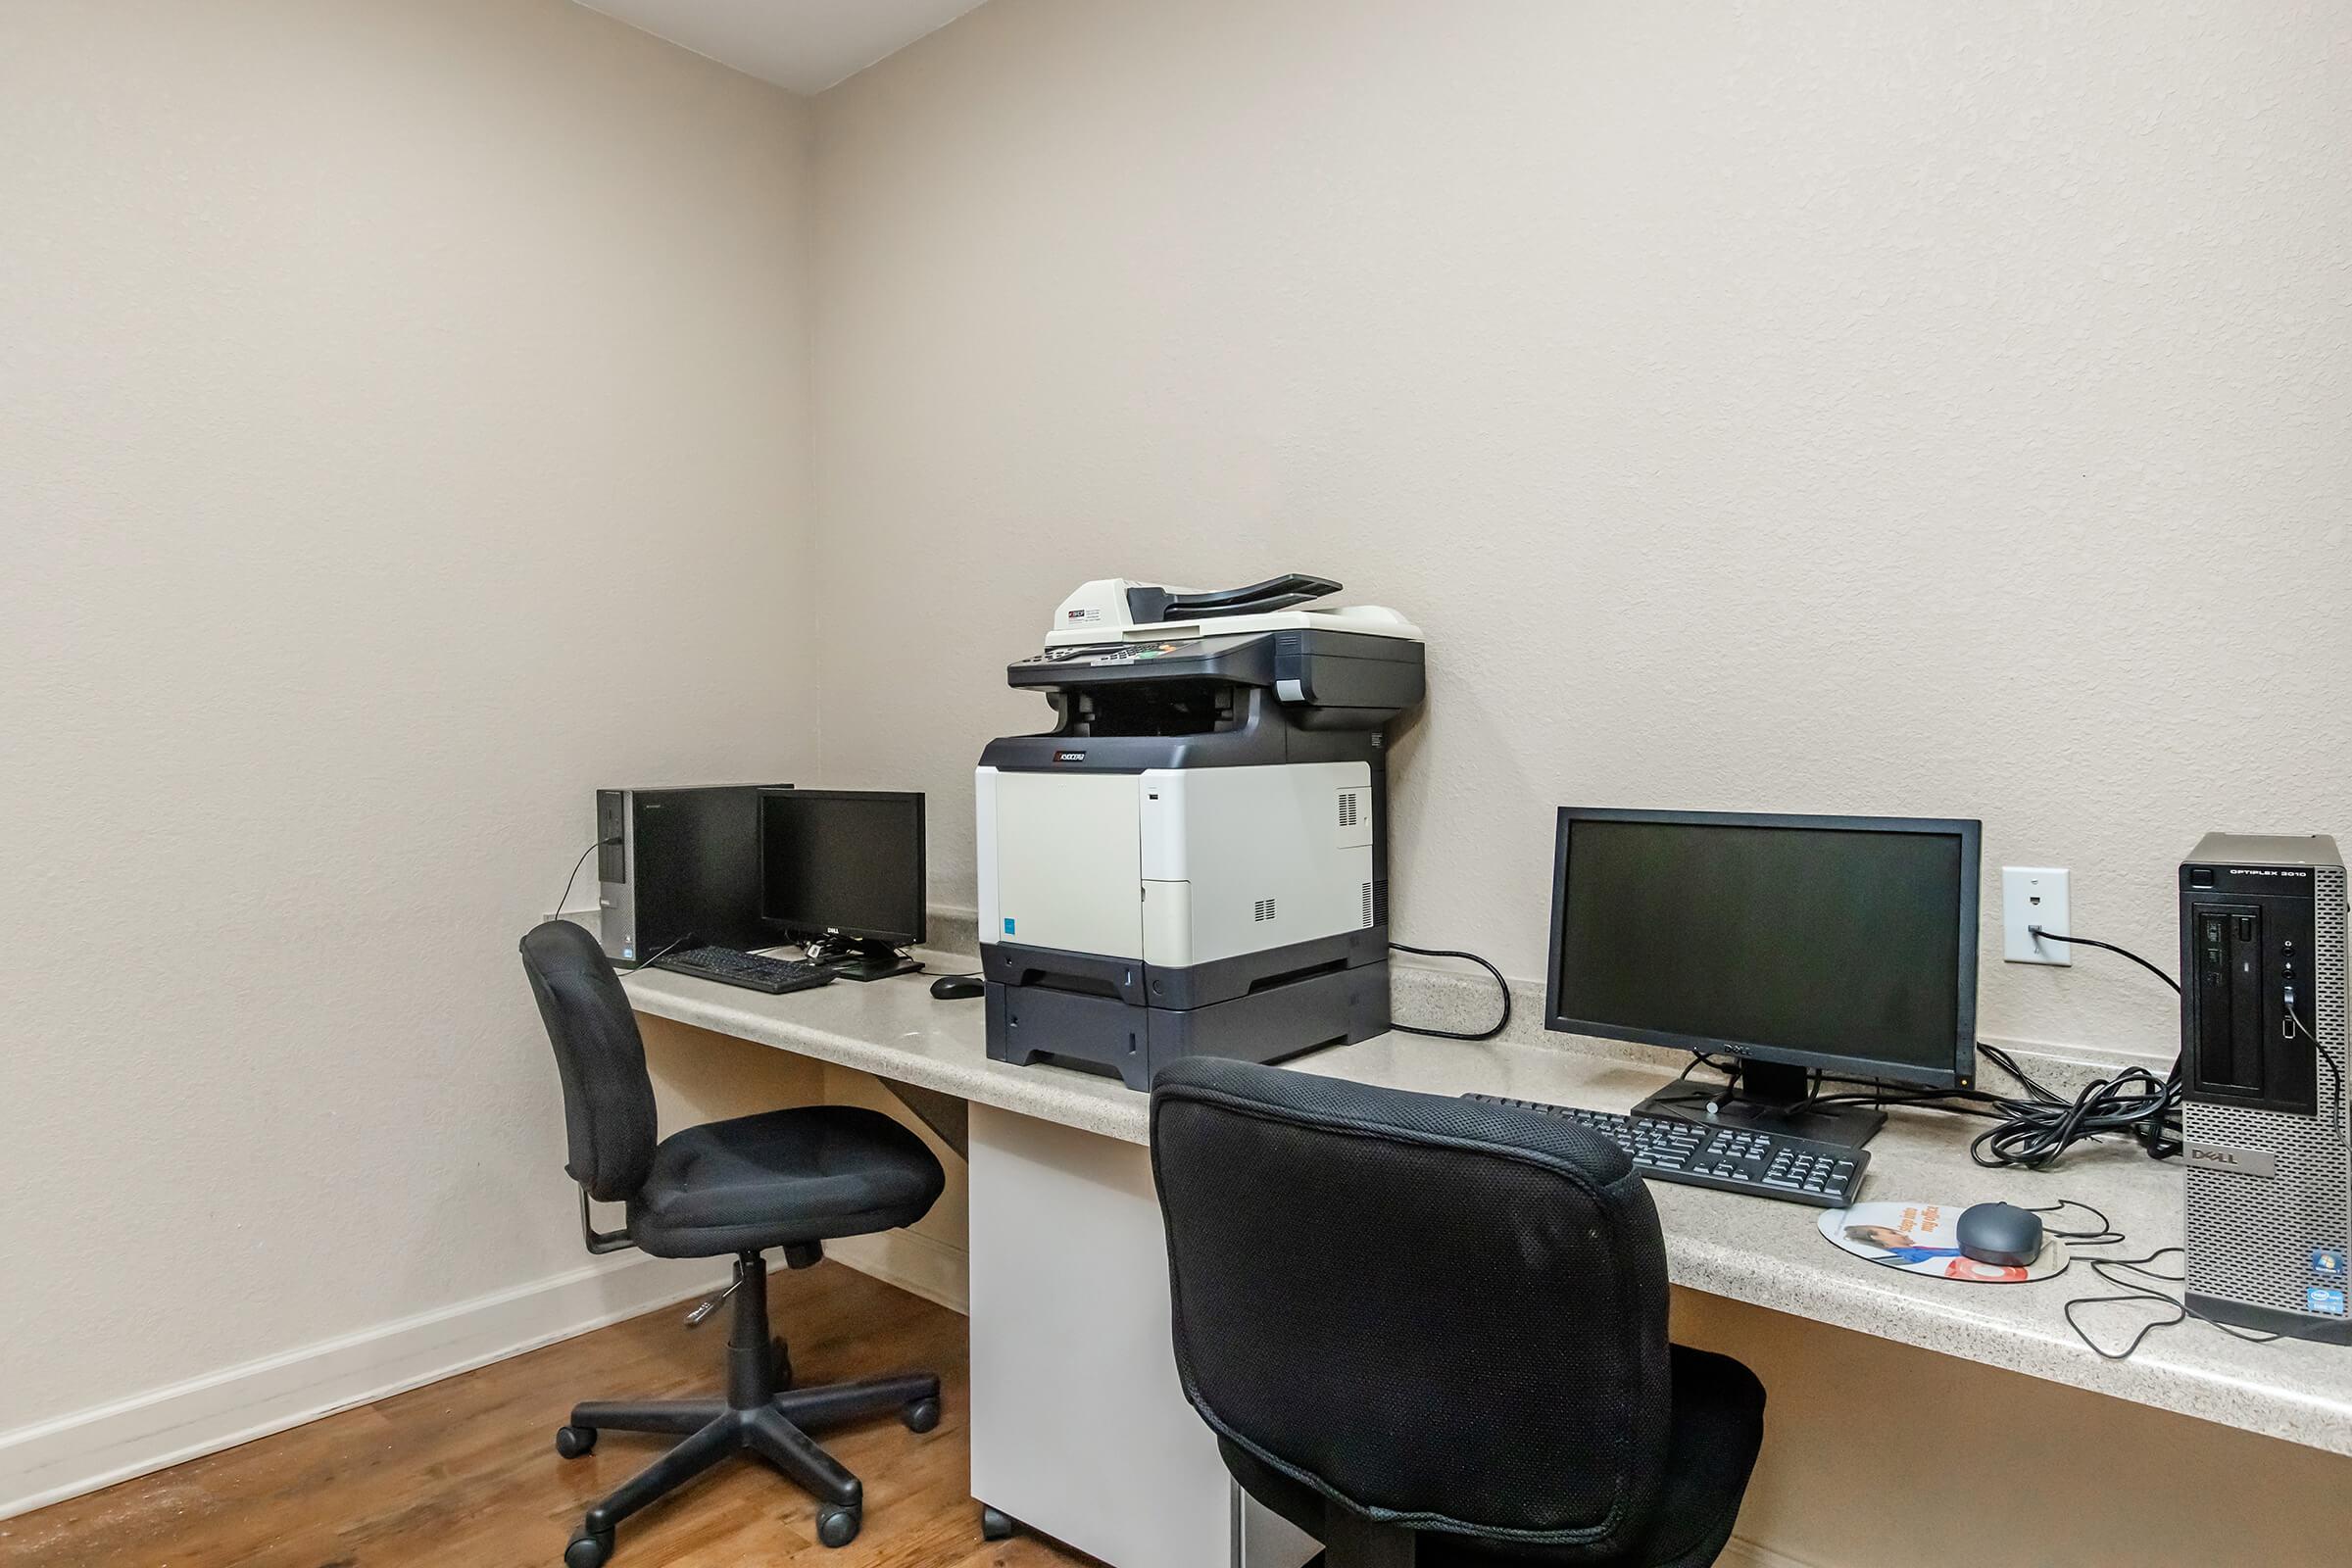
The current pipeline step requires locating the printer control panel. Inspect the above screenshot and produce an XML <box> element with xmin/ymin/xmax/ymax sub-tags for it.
<box><xmin>1024</xmin><ymin>641</ymin><xmax>1192</xmax><ymax>667</ymax></box>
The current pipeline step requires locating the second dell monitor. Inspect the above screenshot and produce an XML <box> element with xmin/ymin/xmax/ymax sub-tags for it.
<box><xmin>1547</xmin><ymin>808</ymin><xmax>1981</xmax><ymax>1148</ymax></box>
<box><xmin>760</xmin><ymin>789</ymin><xmax>926</xmax><ymax>981</ymax></box>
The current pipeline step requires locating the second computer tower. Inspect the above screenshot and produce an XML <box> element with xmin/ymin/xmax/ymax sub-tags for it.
<box><xmin>2180</xmin><ymin>833</ymin><xmax>2351</xmax><ymax>1342</ymax></box>
<box><xmin>594</xmin><ymin>785</ymin><xmax>785</xmax><ymax>965</ymax></box>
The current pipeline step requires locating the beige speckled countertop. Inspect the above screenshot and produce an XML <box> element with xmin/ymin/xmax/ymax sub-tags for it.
<box><xmin>623</xmin><ymin>956</ymin><xmax>2352</xmax><ymax>1457</ymax></box>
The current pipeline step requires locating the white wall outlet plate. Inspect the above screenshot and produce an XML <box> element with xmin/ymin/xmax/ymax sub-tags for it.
<box><xmin>2002</xmin><ymin>866</ymin><xmax>2071</xmax><ymax>964</ymax></box>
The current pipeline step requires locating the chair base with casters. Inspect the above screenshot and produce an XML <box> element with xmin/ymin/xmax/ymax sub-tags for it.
<box><xmin>556</xmin><ymin>1246</ymin><xmax>940</xmax><ymax>1564</ymax></box>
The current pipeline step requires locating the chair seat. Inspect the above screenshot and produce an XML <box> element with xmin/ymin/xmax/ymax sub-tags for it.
<box><xmin>1609</xmin><ymin>1347</ymin><xmax>1766</xmax><ymax>1568</ymax></box>
<box><xmin>1221</xmin><ymin>1346</ymin><xmax>1765</xmax><ymax>1568</ymax></box>
<box><xmin>626</xmin><ymin>1105</ymin><xmax>946</xmax><ymax>1258</ymax></box>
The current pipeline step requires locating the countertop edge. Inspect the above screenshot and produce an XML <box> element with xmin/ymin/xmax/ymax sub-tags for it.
<box><xmin>623</xmin><ymin>975</ymin><xmax>2352</xmax><ymax>1460</ymax></box>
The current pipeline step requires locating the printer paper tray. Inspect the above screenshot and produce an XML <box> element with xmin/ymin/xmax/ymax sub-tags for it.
<box><xmin>983</xmin><ymin>960</ymin><xmax>1389</xmax><ymax>1093</ymax></box>
<box><xmin>981</xmin><ymin>929</ymin><xmax>1385</xmax><ymax>1011</ymax></box>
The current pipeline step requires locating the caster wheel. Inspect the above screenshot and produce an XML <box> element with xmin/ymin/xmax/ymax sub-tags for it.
<box><xmin>903</xmin><ymin>1396</ymin><xmax>941</xmax><ymax>1434</ymax></box>
<box><xmin>554</xmin><ymin>1425</ymin><xmax>597</xmax><ymax>1459</ymax></box>
<box><xmin>980</xmin><ymin>1504</ymin><xmax>1015</xmax><ymax>1541</ymax></box>
<box><xmin>564</xmin><ymin>1526</ymin><xmax>613</xmax><ymax>1567</ymax></box>
<box><xmin>815</xmin><ymin>1504</ymin><xmax>861</xmax><ymax>1547</ymax></box>
<box><xmin>770</xmin><ymin>1336</ymin><xmax>793</xmax><ymax>1390</ymax></box>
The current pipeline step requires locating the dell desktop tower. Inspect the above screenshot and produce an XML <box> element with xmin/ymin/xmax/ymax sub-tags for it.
<box><xmin>2180</xmin><ymin>833</ymin><xmax>2350</xmax><ymax>1343</ymax></box>
<box><xmin>595</xmin><ymin>785</ymin><xmax>785</xmax><ymax>965</ymax></box>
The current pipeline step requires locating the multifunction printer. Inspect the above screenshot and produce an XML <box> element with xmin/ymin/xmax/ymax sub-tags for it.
<box><xmin>975</xmin><ymin>574</ymin><xmax>1426</xmax><ymax>1089</ymax></box>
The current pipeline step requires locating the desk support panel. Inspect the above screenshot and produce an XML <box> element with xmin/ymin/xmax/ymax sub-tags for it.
<box><xmin>966</xmin><ymin>1105</ymin><xmax>1316</xmax><ymax>1568</ymax></box>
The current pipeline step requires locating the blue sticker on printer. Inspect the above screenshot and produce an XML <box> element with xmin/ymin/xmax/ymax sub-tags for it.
<box><xmin>2308</xmin><ymin>1286</ymin><xmax>2347</xmax><ymax>1317</ymax></box>
<box><xmin>2314</xmin><ymin>1249</ymin><xmax>2347</xmax><ymax>1277</ymax></box>
<box><xmin>1004</xmin><ymin>917</ymin><xmax>1015</xmax><ymax>935</ymax></box>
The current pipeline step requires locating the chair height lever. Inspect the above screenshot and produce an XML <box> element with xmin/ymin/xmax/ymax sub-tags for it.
<box><xmin>684</xmin><ymin>1276</ymin><xmax>741</xmax><ymax>1328</ymax></box>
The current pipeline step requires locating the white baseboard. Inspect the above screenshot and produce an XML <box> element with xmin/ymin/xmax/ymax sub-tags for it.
<box><xmin>1720</xmin><ymin>1538</ymin><xmax>1820</xmax><ymax>1568</ymax></box>
<box><xmin>0</xmin><ymin>1250</ymin><xmax>734</xmax><ymax>1523</ymax></box>
<box><xmin>827</xmin><ymin>1227</ymin><xmax>969</xmax><ymax>1317</ymax></box>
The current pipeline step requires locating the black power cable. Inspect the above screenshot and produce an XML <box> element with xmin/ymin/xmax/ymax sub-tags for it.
<box><xmin>1789</xmin><ymin>927</ymin><xmax>2185</xmax><ymax>1168</ymax></box>
<box><xmin>554</xmin><ymin>839</ymin><xmax>615</xmax><ymax>924</ymax></box>
<box><xmin>2024</xmin><ymin>1198</ymin><xmax>2123</xmax><ymax>1247</ymax></box>
<box><xmin>1389</xmin><ymin>942</ymin><xmax>1511</xmax><ymax>1041</ymax></box>
<box><xmin>2023</xmin><ymin>927</ymin><xmax>2184</xmax><ymax>1154</ymax></box>
<box><xmin>2035</xmin><ymin>922</ymin><xmax>2341</xmax><ymax>1125</ymax></box>
<box><xmin>2286</xmin><ymin>1007</ymin><xmax>2345</xmax><ymax>1113</ymax></box>
<box><xmin>619</xmin><ymin>935</ymin><xmax>689</xmax><ymax>974</ymax></box>
<box><xmin>2062</xmin><ymin>1247</ymin><xmax>2282</xmax><ymax>1361</ymax></box>
<box><xmin>1678</xmin><ymin>1050</ymin><xmax>1740</xmax><ymax>1085</ymax></box>
<box><xmin>2024</xmin><ymin>927</ymin><xmax>2180</xmax><ymax>995</ymax></box>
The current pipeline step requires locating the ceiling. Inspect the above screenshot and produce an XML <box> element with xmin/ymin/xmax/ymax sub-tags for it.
<box><xmin>576</xmin><ymin>0</ymin><xmax>989</xmax><ymax>95</ymax></box>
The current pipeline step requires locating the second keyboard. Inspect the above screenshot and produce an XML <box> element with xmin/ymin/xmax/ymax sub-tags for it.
<box><xmin>648</xmin><ymin>947</ymin><xmax>835</xmax><ymax>996</ymax></box>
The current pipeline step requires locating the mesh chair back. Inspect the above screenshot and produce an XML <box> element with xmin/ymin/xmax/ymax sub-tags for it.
<box><xmin>1151</xmin><ymin>1056</ymin><xmax>1675</xmax><ymax>1552</ymax></box>
<box><xmin>519</xmin><ymin>920</ymin><xmax>660</xmax><ymax>1201</ymax></box>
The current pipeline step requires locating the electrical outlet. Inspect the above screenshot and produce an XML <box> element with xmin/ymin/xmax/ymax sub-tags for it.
<box><xmin>2002</xmin><ymin>866</ymin><xmax>2071</xmax><ymax>964</ymax></box>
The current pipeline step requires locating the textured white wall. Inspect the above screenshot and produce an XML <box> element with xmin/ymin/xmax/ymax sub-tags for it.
<box><xmin>0</xmin><ymin>0</ymin><xmax>817</xmax><ymax>1432</ymax></box>
<box><xmin>811</xmin><ymin>0</ymin><xmax>2352</xmax><ymax>1064</ymax></box>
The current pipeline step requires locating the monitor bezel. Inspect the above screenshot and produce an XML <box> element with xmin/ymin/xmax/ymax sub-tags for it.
<box><xmin>1544</xmin><ymin>807</ymin><xmax>1980</xmax><ymax>1091</ymax></box>
<box><xmin>758</xmin><ymin>787</ymin><xmax>928</xmax><ymax>946</ymax></box>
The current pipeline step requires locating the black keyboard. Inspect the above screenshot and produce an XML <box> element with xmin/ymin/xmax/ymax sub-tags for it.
<box><xmin>1463</xmin><ymin>1094</ymin><xmax>1869</xmax><ymax>1207</ymax></box>
<box><xmin>649</xmin><ymin>947</ymin><xmax>835</xmax><ymax>996</ymax></box>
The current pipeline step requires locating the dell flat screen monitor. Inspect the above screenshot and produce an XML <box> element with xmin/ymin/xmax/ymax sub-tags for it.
<box><xmin>1546</xmin><ymin>808</ymin><xmax>1979</xmax><ymax>1144</ymax></box>
<box><xmin>760</xmin><ymin>790</ymin><xmax>926</xmax><ymax>977</ymax></box>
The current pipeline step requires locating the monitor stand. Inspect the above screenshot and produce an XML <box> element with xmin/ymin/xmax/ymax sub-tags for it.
<box><xmin>818</xmin><ymin>938</ymin><xmax>924</xmax><ymax>984</ymax></box>
<box><xmin>1632</xmin><ymin>1059</ymin><xmax>1886</xmax><ymax>1150</ymax></box>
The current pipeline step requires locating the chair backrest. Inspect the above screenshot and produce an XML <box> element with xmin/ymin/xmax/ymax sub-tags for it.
<box><xmin>1150</xmin><ymin>1056</ymin><xmax>1674</xmax><ymax>1556</ymax></box>
<box><xmin>519</xmin><ymin>920</ymin><xmax>660</xmax><ymax>1202</ymax></box>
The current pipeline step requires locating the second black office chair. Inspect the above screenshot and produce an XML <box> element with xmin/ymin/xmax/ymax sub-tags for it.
<box><xmin>520</xmin><ymin>920</ymin><xmax>947</xmax><ymax>1563</ymax></box>
<box><xmin>1152</xmin><ymin>1057</ymin><xmax>1767</xmax><ymax>1568</ymax></box>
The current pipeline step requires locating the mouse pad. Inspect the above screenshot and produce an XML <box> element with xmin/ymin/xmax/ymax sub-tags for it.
<box><xmin>1820</xmin><ymin>1200</ymin><xmax>2071</xmax><ymax>1284</ymax></box>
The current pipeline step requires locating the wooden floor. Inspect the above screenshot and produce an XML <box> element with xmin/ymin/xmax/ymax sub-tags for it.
<box><xmin>0</xmin><ymin>1263</ymin><xmax>1090</xmax><ymax>1568</ymax></box>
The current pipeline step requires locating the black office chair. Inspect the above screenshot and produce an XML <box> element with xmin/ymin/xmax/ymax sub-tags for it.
<box><xmin>1150</xmin><ymin>1057</ymin><xmax>1767</xmax><ymax>1568</ymax></box>
<box><xmin>519</xmin><ymin>920</ymin><xmax>948</xmax><ymax>1564</ymax></box>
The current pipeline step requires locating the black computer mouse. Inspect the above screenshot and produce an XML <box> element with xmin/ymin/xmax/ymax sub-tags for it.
<box><xmin>930</xmin><ymin>974</ymin><xmax>984</xmax><ymax>1001</ymax></box>
<box><xmin>1955</xmin><ymin>1201</ymin><xmax>2043</xmax><ymax>1267</ymax></box>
